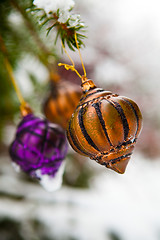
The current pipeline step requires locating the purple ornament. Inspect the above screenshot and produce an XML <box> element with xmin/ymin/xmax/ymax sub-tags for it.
<box><xmin>9</xmin><ymin>114</ymin><xmax>68</xmax><ymax>181</ymax></box>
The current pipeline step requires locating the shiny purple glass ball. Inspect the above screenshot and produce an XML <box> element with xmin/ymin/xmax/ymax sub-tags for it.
<box><xmin>9</xmin><ymin>114</ymin><xmax>68</xmax><ymax>178</ymax></box>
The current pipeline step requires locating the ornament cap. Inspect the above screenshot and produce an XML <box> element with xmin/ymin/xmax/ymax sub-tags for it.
<box><xmin>81</xmin><ymin>76</ymin><xmax>96</xmax><ymax>92</ymax></box>
<box><xmin>50</xmin><ymin>71</ymin><xmax>61</xmax><ymax>83</ymax></box>
<box><xmin>20</xmin><ymin>102</ymin><xmax>33</xmax><ymax>117</ymax></box>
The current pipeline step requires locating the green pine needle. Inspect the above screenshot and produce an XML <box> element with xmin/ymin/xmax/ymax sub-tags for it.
<box><xmin>30</xmin><ymin>5</ymin><xmax>87</xmax><ymax>51</ymax></box>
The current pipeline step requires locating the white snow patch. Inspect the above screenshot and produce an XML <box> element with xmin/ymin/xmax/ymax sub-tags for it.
<box><xmin>36</xmin><ymin>161</ymin><xmax>66</xmax><ymax>192</ymax></box>
<box><xmin>33</xmin><ymin>0</ymin><xmax>75</xmax><ymax>14</ymax></box>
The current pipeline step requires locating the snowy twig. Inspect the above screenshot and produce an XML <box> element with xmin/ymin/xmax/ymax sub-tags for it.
<box><xmin>31</xmin><ymin>0</ymin><xmax>87</xmax><ymax>50</ymax></box>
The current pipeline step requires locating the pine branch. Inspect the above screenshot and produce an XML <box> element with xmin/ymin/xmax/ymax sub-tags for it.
<box><xmin>30</xmin><ymin>4</ymin><xmax>87</xmax><ymax>51</ymax></box>
<box><xmin>10</xmin><ymin>0</ymin><xmax>52</xmax><ymax>57</ymax></box>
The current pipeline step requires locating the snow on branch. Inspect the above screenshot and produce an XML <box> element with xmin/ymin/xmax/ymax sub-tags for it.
<box><xmin>32</xmin><ymin>0</ymin><xmax>86</xmax><ymax>50</ymax></box>
<box><xmin>33</xmin><ymin>0</ymin><xmax>75</xmax><ymax>16</ymax></box>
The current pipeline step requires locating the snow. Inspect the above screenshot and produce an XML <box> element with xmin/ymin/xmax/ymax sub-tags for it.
<box><xmin>36</xmin><ymin>161</ymin><xmax>66</xmax><ymax>192</ymax></box>
<box><xmin>33</xmin><ymin>0</ymin><xmax>75</xmax><ymax>14</ymax></box>
<box><xmin>68</xmin><ymin>14</ymin><xmax>84</xmax><ymax>27</ymax></box>
<box><xmin>0</xmin><ymin>153</ymin><xmax>160</xmax><ymax>240</ymax></box>
<box><xmin>58</xmin><ymin>9</ymin><xmax>70</xmax><ymax>23</ymax></box>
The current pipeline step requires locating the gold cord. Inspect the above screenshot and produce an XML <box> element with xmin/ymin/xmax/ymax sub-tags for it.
<box><xmin>58</xmin><ymin>62</ymin><xmax>82</xmax><ymax>79</ymax></box>
<box><xmin>4</xmin><ymin>58</ymin><xmax>26</xmax><ymax>106</ymax></box>
<box><xmin>74</xmin><ymin>32</ymin><xmax>87</xmax><ymax>78</ymax></box>
<box><xmin>58</xmin><ymin>32</ymin><xmax>87</xmax><ymax>81</ymax></box>
<box><xmin>61</xmin><ymin>40</ymin><xmax>75</xmax><ymax>67</ymax></box>
<box><xmin>0</xmin><ymin>35</ymin><xmax>31</xmax><ymax>115</ymax></box>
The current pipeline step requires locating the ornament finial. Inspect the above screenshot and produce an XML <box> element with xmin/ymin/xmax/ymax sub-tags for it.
<box><xmin>108</xmin><ymin>158</ymin><xmax>130</xmax><ymax>174</ymax></box>
<box><xmin>81</xmin><ymin>76</ymin><xmax>96</xmax><ymax>92</ymax></box>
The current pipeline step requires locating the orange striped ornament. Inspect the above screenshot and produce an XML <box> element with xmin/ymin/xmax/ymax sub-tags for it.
<box><xmin>43</xmin><ymin>80</ymin><xmax>82</xmax><ymax>129</ymax></box>
<box><xmin>66</xmin><ymin>79</ymin><xmax>142</xmax><ymax>174</ymax></box>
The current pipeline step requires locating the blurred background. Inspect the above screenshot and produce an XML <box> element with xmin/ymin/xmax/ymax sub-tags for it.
<box><xmin>0</xmin><ymin>0</ymin><xmax>160</xmax><ymax>239</ymax></box>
